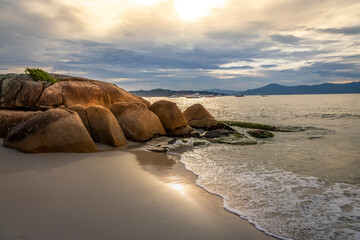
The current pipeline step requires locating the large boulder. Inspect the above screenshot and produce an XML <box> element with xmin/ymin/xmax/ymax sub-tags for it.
<box><xmin>0</xmin><ymin>74</ymin><xmax>150</xmax><ymax>110</ymax></box>
<box><xmin>58</xmin><ymin>79</ymin><xmax>150</xmax><ymax>108</ymax></box>
<box><xmin>183</xmin><ymin>104</ymin><xmax>218</xmax><ymax>129</ymax></box>
<box><xmin>3</xmin><ymin>108</ymin><xmax>97</xmax><ymax>153</ymax></box>
<box><xmin>149</xmin><ymin>100</ymin><xmax>188</xmax><ymax>131</ymax></box>
<box><xmin>68</xmin><ymin>104</ymin><xmax>91</xmax><ymax>133</ymax></box>
<box><xmin>86</xmin><ymin>105</ymin><xmax>127</xmax><ymax>147</ymax></box>
<box><xmin>110</xmin><ymin>102</ymin><xmax>165</xmax><ymax>141</ymax></box>
<box><xmin>37</xmin><ymin>82</ymin><xmax>63</xmax><ymax>108</ymax></box>
<box><xmin>0</xmin><ymin>110</ymin><xmax>43</xmax><ymax>138</ymax></box>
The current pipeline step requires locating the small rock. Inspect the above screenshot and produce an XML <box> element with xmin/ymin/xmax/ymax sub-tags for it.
<box><xmin>201</xmin><ymin>129</ymin><xmax>235</xmax><ymax>138</ymax></box>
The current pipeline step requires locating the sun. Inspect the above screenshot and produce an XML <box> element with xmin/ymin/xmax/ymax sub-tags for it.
<box><xmin>173</xmin><ymin>0</ymin><xmax>227</xmax><ymax>21</ymax></box>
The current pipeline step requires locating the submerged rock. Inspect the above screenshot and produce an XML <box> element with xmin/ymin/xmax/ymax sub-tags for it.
<box><xmin>3</xmin><ymin>108</ymin><xmax>97</xmax><ymax>153</ymax></box>
<box><xmin>216</xmin><ymin>133</ymin><xmax>257</xmax><ymax>145</ymax></box>
<box><xmin>110</xmin><ymin>102</ymin><xmax>165</xmax><ymax>141</ymax></box>
<box><xmin>201</xmin><ymin>129</ymin><xmax>235</xmax><ymax>138</ymax></box>
<box><xmin>247</xmin><ymin>129</ymin><xmax>274</xmax><ymax>138</ymax></box>
<box><xmin>183</xmin><ymin>104</ymin><xmax>218</xmax><ymax>129</ymax></box>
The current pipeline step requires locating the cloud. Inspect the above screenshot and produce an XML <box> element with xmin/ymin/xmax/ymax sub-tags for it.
<box><xmin>270</xmin><ymin>34</ymin><xmax>302</xmax><ymax>44</ymax></box>
<box><xmin>317</xmin><ymin>26</ymin><xmax>360</xmax><ymax>35</ymax></box>
<box><xmin>0</xmin><ymin>0</ymin><xmax>360</xmax><ymax>90</ymax></box>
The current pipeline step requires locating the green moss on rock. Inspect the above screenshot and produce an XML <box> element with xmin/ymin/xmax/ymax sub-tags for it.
<box><xmin>221</xmin><ymin>121</ymin><xmax>278</xmax><ymax>131</ymax></box>
<box><xmin>25</xmin><ymin>68</ymin><xmax>58</xmax><ymax>84</ymax></box>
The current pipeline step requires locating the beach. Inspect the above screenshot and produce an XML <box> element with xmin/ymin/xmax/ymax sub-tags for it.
<box><xmin>0</xmin><ymin>138</ymin><xmax>274</xmax><ymax>240</ymax></box>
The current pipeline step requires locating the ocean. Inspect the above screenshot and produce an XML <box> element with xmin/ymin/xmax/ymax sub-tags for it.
<box><xmin>147</xmin><ymin>94</ymin><xmax>360</xmax><ymax>240</ymax></box>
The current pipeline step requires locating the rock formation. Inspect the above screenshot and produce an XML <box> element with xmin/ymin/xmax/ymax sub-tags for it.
<box><xmin>3</xmin><ymin>108</ymin><xmax>97</xmax><ymax>153</ymax></box>
<box><xmin>0</xmin><ymin>74</ymin><xmax>149</xmax><ymax>110</ymax></box>
<box><xmin>149</xmin><ymin>100</ymin><xmax>188</xmax><ymax>131</ymax></box>
<box><xmin>183</xmin><ymin>104</ymin><xmax>218</xmax><ymax>129</ymax></box>
<box><xmin>86</xmin><ymin>105</ymin><xmax>127</xmax><ymax>147</ymax></box>
<box><xmin>0</xmin><ymin>110</ymin><xmax>42</xmax><ymax>138</ymax></box>
<box><xmin>110</xmin><ymin>102</ymin><xmax>165</xmax><ymax>141</ymax></box>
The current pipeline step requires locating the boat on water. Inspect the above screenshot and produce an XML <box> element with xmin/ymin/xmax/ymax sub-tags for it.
<box><xmin>204</xmin><ymin>94</ymin><xmax>215</xmax><ymax>98</ymax></box>
<box><xmin>235</xmin><ymin>94</ymin><xmax>244</xmax><ymax>97</ymax></box>
<box><xmin>186</xmin><ymin>92</ymin><xmax>201</xmax><ymax>98</ymax></box>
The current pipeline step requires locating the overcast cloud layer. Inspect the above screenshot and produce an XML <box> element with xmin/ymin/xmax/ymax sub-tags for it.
<box><xmin>0</xmin><ymin>0</ymin><xmax>359</xmax><ymax>90</ymax></box>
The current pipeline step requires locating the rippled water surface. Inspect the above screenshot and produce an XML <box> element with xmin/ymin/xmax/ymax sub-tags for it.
<box><xmin>147</xmin><ymin>95</ymin><xmax>360</xmax><ymax>240</ymax></box>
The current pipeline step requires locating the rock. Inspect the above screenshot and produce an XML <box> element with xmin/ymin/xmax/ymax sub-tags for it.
<box><xmin>90</xmin><ymin>80</ymin><xmax>150</xmax><ymax>108</ymax></box>
<box><xmin>149</xmin><ymin>100</ymin><xmax>187</xmax><ymax>131</ymax></box>
<box><xmin>15</xmin><ymin>80</ymin><xmax>43</xmax><ymax>108</ymax></box>
<box><xmin>0</xmin><ymin>110</ymin><xmax>43</xmax><ymax>138</ymax></box>
<box><xmin>183</xmin><ymin>104</ymin><xmax>218</xmax><ymax>129</ymax></box>
<box><xmin>37</xmin><ymin>83</ymin><xmax>63</xmax><ymax>107</ymax></box>
<box><xmin>0</xmin><ymin>73</ymin><xmax>149</xmax><ymax>110</ymax></box>
<box><xmin>216</xmin><ymin>133</ymin><xmax>257</xmax><ymax>145</ymax></box>
<box><xmin>201</xmin><ymin>129</ymin><xmax>235</xmax><ymax>138</ymax></box>
<box><xmin>3</xmin><ymin>109</ymin><xmax>97</xmax><ymax>153</ymax></box>
<box><xmin>59</xmin><ymin>81</ymin><xmax>111</xmax><ymax>108</ymax></box>
<box><xmin>247</xmin><ymin>129</ymin><xmax>274</xmax><ymax>138</ymax></box>
<box><xmin>167</xmin><ymin>125</ymin><xmax>199</xmax><ymax>137</ymax></box>
<box><xmin>1</xmin><ymin>80</ymin><xmax>22</xmax><ymax>108</ymax></box>
<box><xmin>147</xmin><ymin>145</ymin><xmax>168</xmax><ymax>153</ymax></box>
<box><xmin>68</xmin><ymin>104</ymin><xmax>91</xmax><ymax>133</ymax></box>
<box><xmin>110</xmin><ymin>102</ymin><xmax>165</xmax><ymax>141</ymax></box>
<box><xmin>86</xmin><ymin>105</ymin><xmax>127</xmax><ymax>147</ymax></box>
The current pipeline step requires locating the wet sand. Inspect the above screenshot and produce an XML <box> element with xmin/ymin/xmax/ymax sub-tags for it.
<box><xmin>0</xmin><ymin>139</ymin><xmax>274</xmax><ymax>240</ymax></box>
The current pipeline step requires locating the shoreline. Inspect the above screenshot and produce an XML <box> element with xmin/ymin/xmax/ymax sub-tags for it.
<box><xmin>0</xmin><ymin>139</ymin><xmax>274</xmax><ymax>240</ymax></box>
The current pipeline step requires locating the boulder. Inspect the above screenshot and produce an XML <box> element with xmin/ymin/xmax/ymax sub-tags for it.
<box><xmin>183</xmin><ymin>104</ymin><xmax>218</xmax><ymax>129</ymax></box>
<box><xmin>167</xmin><ymin>125</ymin><xmax>198</xmax><ymax>137</ymax></box>
<box><xmin>68</xmin><ymin>104</ymin><xmax>91</xmax><ymax>133</ymax></box>
<box><xmin>149</xmin><ymin>100</ymin><xmax>188</xmax><ymax>131</ymax></box>
<box><xmin>0</xmin><ymin>110</ymin><xmax>42</xmax><ymax>138</ymax></box>
<box><xmin>246</xmin><ymin>129</ymin><xmax>274</xmax><ymax>138</ymax></box>
<box><xmin>110</xmin><ymin>102</ymin><xmax>165</xmax><ymax>141</ymax></box>
<box><xmin>15</xmin><ymin>80</ymin><xmax>43</xmax><ymax>108</ymax></box>
<box><xmin>0</xmin><ymin>73</ymin><xmax>150</xmax><ymax>110</ymax></box>
<box><xmin>37</xmin><ymin>82</ymin><xmax>63</xmax><ymax>107</ymax></box>
<box><xmin>86</xmin><ymin>105</ymin><xmax>127</xmax><ymax>147</ymax></box>
<box><xmin>3</xmin><ymin>108</ymin><xmax>97</xmax><ymax>153</ymax></box>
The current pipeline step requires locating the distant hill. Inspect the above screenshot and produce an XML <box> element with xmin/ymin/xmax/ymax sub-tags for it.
<box><xmin>130</xmin><ymin>82</ymin><xmax>360</xmax><ymax>97</ymax></box>
<box><xmin>129</xmin><ymin>88</ymin><xmax>224</xmax><ymax>97</ymax></box>
<box><xmin>236</xmin><ymin>82</ymin><xmax>360</xmax><ymax>95</ymax></box>
<box><xmin>204</xmin><ymin>89</ymin><xmax>238</xmax><ymax>95</ymax></box>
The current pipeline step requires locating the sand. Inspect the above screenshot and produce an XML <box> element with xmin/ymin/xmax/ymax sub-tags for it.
<box><xmin>0</xmin><ymin>139</ymin><xmax>274</xmax><ymax>240</ymax></box>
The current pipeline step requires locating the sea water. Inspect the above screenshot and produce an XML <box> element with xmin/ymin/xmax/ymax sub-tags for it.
<box><xmin>147</xmin><ymin>94</ymin><xmax>360</xmax><ymax>240</ymax></box>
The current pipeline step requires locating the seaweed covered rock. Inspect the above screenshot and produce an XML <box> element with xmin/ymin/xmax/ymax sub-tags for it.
<box><xmin>0</xmin><ymin>110</ymin><xmax>42</xmax><ymax>138</ymax></box>
<box><xmin>183</xmin><ymin>104</ymin><xmax>218</xmax><ymax>129</ymax></box>
<box><xmin>110</xmin><ymin>102</ymin><xmax>165</xmax><ymax>141</ymax></box>
<box><xmin>216</xmin><ymin>133</ymin><xmax>257</xmax><ymax>145</ymax></box>
<box><xmin>247</xmin><ymin>129</ymin><xmax>274</xmax><ymax>138</ymax></box>
<box><xmin>149</xmin><ymin>100</ymin><xmax>188</xmax><ymax>131</ymax></box>
<box><xmin>3</xmin><ymin>108</ymin><xmax>97</xmax><ymax>153</ymax></box>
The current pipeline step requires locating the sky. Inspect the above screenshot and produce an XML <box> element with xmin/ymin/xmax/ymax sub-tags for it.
<box><xmin>0</xmin><ymin>0</ymin><xmax>359</xmax><ymax>91</ymax></box>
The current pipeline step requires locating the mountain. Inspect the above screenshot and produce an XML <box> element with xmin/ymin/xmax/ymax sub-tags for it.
<box><xmin>129</xmin><ymin>88</ymin><xmax>224</xmax><ymax>97</ymax></box>
<box><xmin>236</xmin><ymin>82</ymin><xmax>360</xmax><ymax>95</ymax></box>
<box><xmin>204</xmin><ymin>89</ymin><xmax>239</xmax><ymax>95</ymax></box>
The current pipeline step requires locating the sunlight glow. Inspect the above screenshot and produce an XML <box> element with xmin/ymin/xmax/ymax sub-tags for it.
<box><xmin>169</xmin><ymin>183</ymin><xmax>186</xmax><ymax>195</ymax></box>
<box><xmin>174</xmin><ymin>0</ymin><xmax>227</xmax><ymax>21</ymax></box>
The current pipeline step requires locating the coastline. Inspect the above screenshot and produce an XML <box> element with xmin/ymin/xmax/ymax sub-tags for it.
<box><xmin>0</xmin><ymin>139</ymin><xmax>274</xmax><ymax>240</ymax></box>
